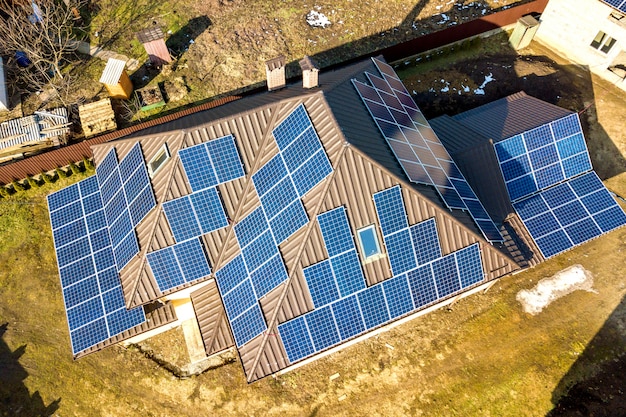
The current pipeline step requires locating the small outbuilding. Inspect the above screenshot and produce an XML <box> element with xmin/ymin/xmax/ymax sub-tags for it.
<box><xmin>136</xmin><ymin>26</ymin><xmax>171</xmax><ymax>66</ymax></box>
<box><xmin>99</xmin><ymin>58</ymin><xmax>133</xmax><ymax>99</ymax></box>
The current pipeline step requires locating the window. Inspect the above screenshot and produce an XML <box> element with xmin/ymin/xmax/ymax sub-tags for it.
<box><xmin>357</xmin><ymin>225</ymin><xmax>383</xmax><ymax>261</ymax></box>
<box><xmin>609</xmin><ymin>12</ymin><xmax>624</xmax><ymax>23</ymax></box>
<box><xmin>590</xmin><ymin>31</ymin><xmax>617</xmax><ymax>54</ymax></box>
<box><xmin>148</xmin><ymin>143</ymin><xmax>170</xmax><ymax>176</ymax></box>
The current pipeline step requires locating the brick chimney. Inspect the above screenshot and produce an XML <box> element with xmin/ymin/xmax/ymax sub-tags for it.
<box><xmin>265</xmin><ymin>56</ymin><xmax>286</xmax><ymax>91</ymax></box>
<box><xmin>299</xmin><ymin>55</ymin><xmax>319</xmax><ymax>89</ymax></box>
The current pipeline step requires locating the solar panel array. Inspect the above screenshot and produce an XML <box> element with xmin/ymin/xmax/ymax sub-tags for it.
<box><xmin>48</xmin><ymin>176</ymin><xmax>146</xmax><ymax>355</ymax></box>
<box><xmin>178</xmin><ymin>134</ymin><xmax>245</xmax><ymax>192</ymax></box>
<box><xmin>214</xmin><ymin>104</ymin><xmax>334</xmax><ymax>347</ymax></box>
<box><xmin>493</xmin><ymin>113</ymin><xmax>592</xmax><ymax>202</ymax></box>
<box><xmin>96</xmin><ymin>144</ymin><xmax>156</xmax><ymax>270</ymax></box>
<box><xmin>513</xmin><ymin>171</ymin><xmax>626</xmax><ymax>258</ymax></box>
<box><xmin>278</xmin><ymin>186</ymin><xmax>485</xmax><ymax>364</ymax></box>
<box><xmin>146</xmin><ymin>238</ymin><xmax>211</xmax><ymax>292</ymax></box>
<box><xmin>601</xmin><ymin>0</ymin><xmax>626</xmax><ymax>12</ymax></box>
<box><xmin>352</xmin><ymin>58</ymin><xmax>502</xmax><ymax>243</ymax></box>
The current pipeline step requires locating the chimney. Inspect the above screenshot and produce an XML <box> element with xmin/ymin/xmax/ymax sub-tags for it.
<box><xmin>299</xmin><ymin>55</ymin><xmax>319</xmax><ymax>89</ymax></box>
<box><xmin>265</xmin><ymin>56</ymin><xmax>286</xmax><ymax>91</ymax></box>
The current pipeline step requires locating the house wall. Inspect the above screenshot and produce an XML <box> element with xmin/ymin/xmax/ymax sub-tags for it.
<box><xmin>535</xmin><ymin>0</ymin><xmax>626</xmax><ymax>91</ymax></box>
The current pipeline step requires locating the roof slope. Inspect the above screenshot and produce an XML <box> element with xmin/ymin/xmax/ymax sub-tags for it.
<box><xmin>452</xmin><ymin>91</ymin><xmax>572</xmax><ymax>142</ymax></box>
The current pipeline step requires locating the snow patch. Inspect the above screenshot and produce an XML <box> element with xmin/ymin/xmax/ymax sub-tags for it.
<box><xmin>473</xmin><ymin>73</ymin><xmax>494</xmax><ymax>95</ymax></box>
<box><xmin>516</xmin><ymin>265</ymin><xmax>595</xmax><ymax>315</ymax></box>
<box><xmin>307</xmin><ymin>10</ymin><xmax>331</xmax><ymax>28</ymax></box>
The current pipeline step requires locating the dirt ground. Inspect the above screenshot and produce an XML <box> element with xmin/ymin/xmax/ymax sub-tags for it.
<box><xmin>2</xmin><ymin>31</ymin><xmax>626</xmax><ymax>417</ymax></box>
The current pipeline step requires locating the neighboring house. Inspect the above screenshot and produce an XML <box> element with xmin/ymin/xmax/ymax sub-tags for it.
<box><xmin>45</xmin><ymin>57</ymin><xmax>625</xmax><ymax>383</ymax></box>
<box><xmin>535</xmin><ymin>0</ymin><xmax>626</xmax><ymax>90</ymax></box>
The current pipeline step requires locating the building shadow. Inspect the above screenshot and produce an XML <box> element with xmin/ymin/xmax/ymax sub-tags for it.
<box><xmin>0</xmin><ymin>323</ymin><xmax>60</xmax><ymax>416</ymax></box>
<box><xmin>166</xmin><ymin>15</ymin><xmax>212</xmax><ymax>60</ymax></box>
<box><xmin>547</xmin><ymin>295</ymin><xmax>626</xmax><ymax>416</ymax></box>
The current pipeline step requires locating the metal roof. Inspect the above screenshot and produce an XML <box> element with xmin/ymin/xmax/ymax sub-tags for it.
<box><xmin>87</xmin><ymin>58</ymin><xmax>521</xmax><ymax>382</ymax></box>
<box><xmin>0</xmin><ymin>108</ymin><xmax>69</xmax><ymax>150</ymax></box>
<box><xmin>452</xmin><ymin>91</ymin><xmax>572</xmax><ymax>142</ymax></box>
<box><xmin>136</xmin><ymin>26</ymin><xmax>165</xmax><ymax>43</ymax></box>
<box><xmin>99</xmin><ymin>58</ymin><xmax>127</xmax><ymax>85</ymax></box>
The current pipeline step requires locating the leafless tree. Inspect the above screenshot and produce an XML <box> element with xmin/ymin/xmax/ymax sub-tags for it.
<box><xmin>0</xmin><ymin>0</ymin><xmax>87</xmax><ymax>101</ymax></box>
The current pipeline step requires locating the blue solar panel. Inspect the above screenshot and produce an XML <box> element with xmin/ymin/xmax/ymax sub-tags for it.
<box><xmin>96</xmin><ymin>148</ymin><xmax>118</xmax><ymax>184</ymax></box>
<box><xmin>557</xmin><ymin>133</ymin><xmax>587</xmax><ymax>159</ymax></box>
<box><xmin>70</xmin><ymin>318</ymin><xmax>109</xmax><ymax>354</ymax></box>
<box><xmin>90</xmin><ymin>228</ymin><xmax>110</xmax><ymax>253</ymax></box>
<box><xmin>569</xmin><ymin>171</ymin><xmax>604</xmax><ymax>197</ymax></box>
<box><xmin>242</xmin><ymin>230</ymin><xmax>278</xmax><ymax>273</ymax></box>
<box><xmin>594</xmin><ymin>205</ymin><xmax>626</xmax><ymax>233</ymax></box>
<box><xmin>205</xmin><ymin>135</ymin><xmax>245</xmax><ymax>184</ymax></box>
<box><xmin>63</xmin><ymin>276</ymin><xmax>100</xmax><ymax>309</ymax></box>
<box><xmin>48</xmin><ymin>182</ymin><xmax>80</xmax><ymax>212</ymax></box>
<box><xmin>535</xmin><ymin>230</ymin><xmax>572</xmax><ymax>258</ymax></box>
<box><xmin>535</xmin><ymin>163</ymin><xmax>565</xmax><ymax>190</ymax></box>
<box><xmin>93</xmin><ymin>247</ymin><xmax>115</xmax><ymax>271</ymax></box>
<box><xmin>494</xmin><ymin>135</ymin><xmax>526</xmax><ymax>161</ymax></box>
<box><xmin>524</xmin><ymin>211</ymin><xmax>560</xmax><ymax>238</ymax></box>
<box><xmin>455</xmin><ymin>244</ymin><xmax>483</xmax><ymax>288</ymax></box>
<box><xmin>178</xmin><ymin>143</ymin><xmax>217</xmax><ymax>192</ymax></box>
<box><xmin>249</xmin><ymin>254</ymin><xmax>288</xmax><ymax>298</ymax></box>
<box><xmin>373</xmin><ymin>186</ymin><xmax>408</xmax><ymax>236</ymax></box>
<box><xmin>118</xmin><ymin>143</ymin><xmax>144</xmax><ymax>180</ymax></box>
<box><xmin>128</xmin><ymin>186</ymin><xmax>155</xmax><ymax>227</ymax></box>
<box><xmin>107</xmin><ymin>306</ymin><xmax>145</xmax><ymax>336</ymax></box>
<box><xmin>409</xmin><ymin>218</ymin><xmax>441</xmax><ymax>265</ymax></box>
<box><xmin>273</xmin><ymin>104</ymin><xmax>312</xmax><ymax>151</ymax></box>
<box><xmin>60</xmin><ymin>256</ymin><xmax>95</xmax><ymax>288</ymax></box>
<box><xmin>108</xmin><ymin>211</ymin><xmax>132</xmax><ymax>247</ymax></box>
<box><xmin>582</xmin><ymin>189</ymin><xmax>618</xmax><ymax>214</ymax></box>
<box><xmin>123</xmin><ymin>166</ymin><xmax>149</xmax><ymax>204</ymax></box>
<box><xmin>215</xmin><ymin>255</ymin><xmax>247</xmax><ymax>295</ymax></box>
<box><xmin>552</xmin><ymin>114</ymin><xmax>581</xmax><ymax>140</ymax></box>
<box><xmin>317</xmin><ymin>207</ymin><xmax>355</xmax><ymax>257</ymax></box>
<box><xmin>501</xmin><ymin>156</ymin><xmax>531</xmax><ymax>182</ymax></box>
<box><xmin>97</xmin><ymin>267</ymin><xmax>119</xmax><ymax>293</ymax></box>
<box><xmin>304</xmin><ymin>260</ymin><xmax>340</xmax><ymax>308</ymax></box>
<box><xmin>331</xmin><ymin>295</ymin><xmax>365</xmax><ymax>340</ymax></box>
<box><xmin>553</xmin><ymin>200</ymin><xmax>588</xmax><ymax>226</ymax></box>
<box><xmin>269</xmin><ymin>199</ymin><xmax>309</xmax><ymax>245</ymax></box>
<box><xmin>305</xmin><ymin>306</ymin><xmax>340</xmax><ymax>351</ymax></box>
<box><xmin>230</xmin><ymin>304</ymin><xmax>267</xmax><ymax>347</ymax></box>
<box><xmin>223</xmin><ymin>278</ymin><xmax>257</xmax><ymax>320</ymax></box>
<box><xmin>279</xmin><ymin>316</ymin><xmax>315</xmax><ymax>363</ymax></box>
<box><xmin>282</xmin><ymin>127</ymin><xmax>321</xmax><ymax>172</ymax></box>
<box><xmin>562</xmin><ymin>154</ymin><xmax>592</xmax><ymax>178</ymax></box>
<box><xmin>291</xmin><ymin>149</ymin><xmax>333</xmax><ymax>197</ymax></box>
<box><xmin>66</xmin><ymin>296</ymin><xmax>104</xmax><ymax>330</ymax></box>
<box><xmin>385</xmin><ymin>229</ymin><xmax>417</xmax><ymax>275</ymax></box>
<box><xmin>234</xmin><ymin>207</ymin><xmax>268</xmax><ymax>249</ymax></box>
<box><xmin>330</xmin><ymin>250</ymin><xmax>366</xmax><ymax>297</ymax></box>
<box><xmin>173</xmin><ymin>238</ymin><xmax>211</xmax><ymax>282</ymax></box>
<box><xmin>83</xmin><ymin>192</ymin><xmax>103</xmax><ymax>215</ymax></box>
<box><xmin>53</xmin><ymin>218</ymin><xmax>87</xmax><ymax>249</ymax></box>
<box><xmin>432</xmin><ymin>254</ymin><xmax>460</xmax><ymax>298</ymax></box>
<box><xmin>357</xmin><ymin>285</ymin><xmax>390</xmax><ymax>330</ymax></box>
<box><xmin>541</xmin><ymin>182</ymin><xmax>576</xmax><ymax>209</ymax></box>
<box><xmin>507</xmin><ymin>174</ymin><xmax>537</xmax><ymax>201</ymax></box>
<box><xmin>252</xmin><ymin>154</ymin><xmax>288</xmax><ymax>198</ymax></box>
<box><xmin>260</xmin><ymin>176</ymin><xmax>298</xmax><ymax>219</ymax></box>
<box><xmin>57</xmin><ymin>237</ymin><xmax>91</xmax><ymax>268</ymax></box>
<box><xmin>407</xmin><ymin>264</ymin><xmax>438</xmax><ymax>308</ymax></box>
<box><xmin>102</xmin><ymin>287</ymin><xmax>125</xmax><ymax>314</ymax></box>
<box><xmin>103</xmin><ymin>189</ymin><xmax>126</xmax><ymax>225</ymax></box>
<box><xmin>514</xmin><ymin>194</ymin><xmax>549</xmax><ymax>220</ymax></box>
<box><xmin>147</xmin><ymin>246</ymin><xmax>185</xmax><ymax>292</ymax></box>
<box><xmin>524</xmin><ymin>125</ymin><xmax>553</xmax><ymax>150</ymax></box>
<box><xmin>190</xmin><ymin>187</ymin><xmax>228</xmax><ymax>234</ymax></box>
<box><xmin>382</xmin><ymin>274</ymin><xmax>414</xmax><ymax>318</ymax></box>
<box><xmin>50</xmin><ymin>200</ymin><xmax>83</xmax><ymax>229</ymax></box>
<box><xmin>565</xmin><ymin>218</ymin><xmax>601</xmax><ymax>245</ymax></box>
<box><xmin>99</xmin><ymin>168</ymin><xmax>121</xmax><ymax>205</ymax></box>
<box><xmin>529</xmin><ymin>145</ymin><xmax>559</xmax><ymax>170</ymax></box>
<box><xmin>163</xmin><ymin>196</ymin><xmax>201</xmax><ymax>242</ymax></box>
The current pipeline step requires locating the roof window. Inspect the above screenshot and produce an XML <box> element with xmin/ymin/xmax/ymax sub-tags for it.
<box><xmin>148</xmin><ymin>143</ymin><xmax>170</xmax><ymax>177</ymax></box>
<box><xmin>357</xmin><ymin>224</ymin><xmax>383</xmax><ymax>262</ymax></box>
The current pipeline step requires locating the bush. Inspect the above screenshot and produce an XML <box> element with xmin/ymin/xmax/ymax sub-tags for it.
<box><xmin>55</xmin><ymin>167</ymin><xmax>69</xmax><ymax>178</ymax></box>
<box><xmin>69</xmin><ymin>161</ymin><xmax>81</xmax><ymax>175</ymax></box>
<box><xmin>27</xmin><ymin>176</ymin><xmax>41</xmax><ymax>188</ymax></box>
<box><xmin>41</xmin><ymin>171</ymin><xmax>54</xmax><ymax>184</ymax></box>
<box><xmin>83</xmin><ymin>157</ymin><xmax>95</xmax><ymax>171</ymax></box>
<box><xmin>11</xmin><ymin>180</ymin><xmax>26</xmax><ymax>193</ymax></box>
<box><xmin>0</xmin><ymin>185</ymin><xmax>11</xmax><ymax>198</ymax></box>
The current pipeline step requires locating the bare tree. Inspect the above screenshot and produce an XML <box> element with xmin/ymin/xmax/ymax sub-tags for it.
<box><xmin>0</xmin><ymin>0</ymin><xmax>87</xmax><ymax>100</ymax></box>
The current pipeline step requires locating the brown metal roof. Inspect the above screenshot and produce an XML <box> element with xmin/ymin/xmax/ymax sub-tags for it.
<box><xmin>82</xmin><ymin>58</ymin><xmax>522</xmax><ymax>382</ymax></box>
<box><xmin>136</xmin><ymin>26</ymin><xmax>165</xmax><ymax>43</ymax></box>
<box><xmin>452</xmin><ymin>91</ymin><xmax>573</xmax><ymax>142</ymax></box>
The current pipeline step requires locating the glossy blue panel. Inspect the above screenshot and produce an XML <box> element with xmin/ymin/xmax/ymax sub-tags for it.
<box><xmin>48</xmin><ymin>183</ymin><xmax>80</xmax><ymax>212</ymax></box>
<box><xmin>163</xmin><ymin>196</ymin><xmax>201</xmax><ymax>242</ymax></box>
<box><xmin>317</xmin><ymin>207</ymin><xmax>355</xmax><ymax>257</ymax></box>
<box><xmin>242</xmin><ymin>230</ymin><xmax>278</xmax><ymax>273</ymax></box>
<box><xmin>249</xmin><ymin>254</ymin><xmax>288</xmax><ymax>299</ymax></box>
<box><xmin>431</xmin><ymin>254</ymin><xmax>459</xmax><ymax>298</ymax></box>
<box><xmin>330</xmin><ymin>250</ymin><xmax>366</xmax><ymax>298</ymax></box>
<box><xmin>251</xmin><ymin>154</ymin><xmax>288</xmax><ymax>197</ymax></box>
<box><xmin>305</xmin><ymin>306</ymin><xmax>340</xmax><ymax>351</ymax></box>
<box><xmin>63</xmin><ymin>275</ymin><xmax>100</xmax><ymax>309</ymax></box>
<box><xmin>146</xmin><ymin>247</ymin><xmax>185</xmax><ymax>292</ymax></box>
<box><xmin>382</xmin><ymin>274</ymin><xmax>414</xmax><ymax>318</ymax></box>
<box><xmin>178</xmin><ymin>143</ymin><xmax>217</xmax><ymax>192</ymax></box>
<box><xmin>535</xmin><ymin>229</ymin><xmax>572</xmax><ymax>258</ymax></box>
<box><xmin>278</xmin><ymin>316</ymin><xmax>314</xmax><ymax>363</ymax></box>
<box><xmin>230</xmin><ymin>304</ymin><xmax>267</xmax><ymax>347</ymax></box>
<box><xmin>205</xmin><ymin>135</ymin><xmax>245</xmax><ymax>184</ymax></box>
<box><xmin>223</xmin><ymin>279</ymin><xmax>257</xmax><ymax>320</ymax></box>
<box><xmin>273</xmin><ymin>104</ymin><xmax>311</xmax><ymax>150</ymax></box>
<box><xmin>385</xmin><ymin>229</ymin><xmax>417</xmax><ymax>275</ymax></box>
<box><xmin>303</xmin><ymin>260</ymin><xmax>339</xmax><ymax>308</ymax></box>
<box><xmin>190</xmin><ymin>187</ymin><xmax>228</xmax><ymax>234</ymax></box>
<box><xmin>373</xmin><ymin>186</ymin><xmax>407</xmax><ymax>236</ymax></box>
<box><xmin>234</xmin><ymin>207</ymin><xmax>268</xmax><ymax>248</ymax></box>
<box><xmin>291</xmin><ymin>149</ymin><xmax>333</xmax><ymax>197</ymax></box>
<box><xmin>331</xmin><ymin>295</ymin><xmax>365</xmax><ymax>340</ymax></box>
<box><xmin>409</xmin><ymin>218</ymin><xmax>441</xmax><ymax>265</ymax></box>
<box><xmin>174</xmin><ymin>238</ymin><xmax>211</xmax><ymax>282</ymax></box>
<box><xmin>269</xmin><ymin>199</ymin><xmax>309</xmax><ymax>244</ymax></box>
<box><xmin>455</xmin><ymin>244</ymin><xmax>484</xmax><ymax>288</ymax></box>
<box><xmin>215</xmin><ymin>255</ymin><xmax>247</xmax><ymax>295</ymax></box>
<box><xmin>357</xmin><ymin>285</ymin><xmax>390</xmax><ymax>330</ymax></box>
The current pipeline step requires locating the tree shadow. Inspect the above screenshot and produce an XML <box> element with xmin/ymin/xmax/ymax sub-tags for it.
<box><xmin>0</xmin><ymin>323</ymin><xmax>60</xmax><ymax>416</ymax></box>
<box><xmin>547</xmin><ymin>295</ymin><xmax>626</xmax><ymax>416</ymax></box>
<box><xmin>166</xmin><ymin>15</ymin><xmax>212</xmax><ymax>60</ymax></box>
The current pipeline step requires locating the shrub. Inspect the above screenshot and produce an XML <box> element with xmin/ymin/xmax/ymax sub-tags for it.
<box><xmin>11</xmin><ymin>180</ymin><xmax>26</xmax><ymax>192</ymax></box>
<box><xmin>41</xmin><ymin>171</ymin><xmax>54</xmax><ymax>184</ymax></box>
<box><xmin>83</xmin><ymin>157</ymin><xmax>95</xmax><ymax>171</ymax></box>
<box><xmin>69</xmin><ymin>161</ymin><xmax>81</xmax><ymax>175</ymax></box>
<box><xmin>0</xmin><ymin>185</ymin><xmax>10</xmax><ymax>198</ymax></box>
<box><xmin>27</xmin><ymin>176</ymin><xmax>41</xmax><ymax>188</ymax></box>
<box><xmin>55</xmin><ymin>167</ymin><xmax>69</xmax><ymax>178</ymax></box>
